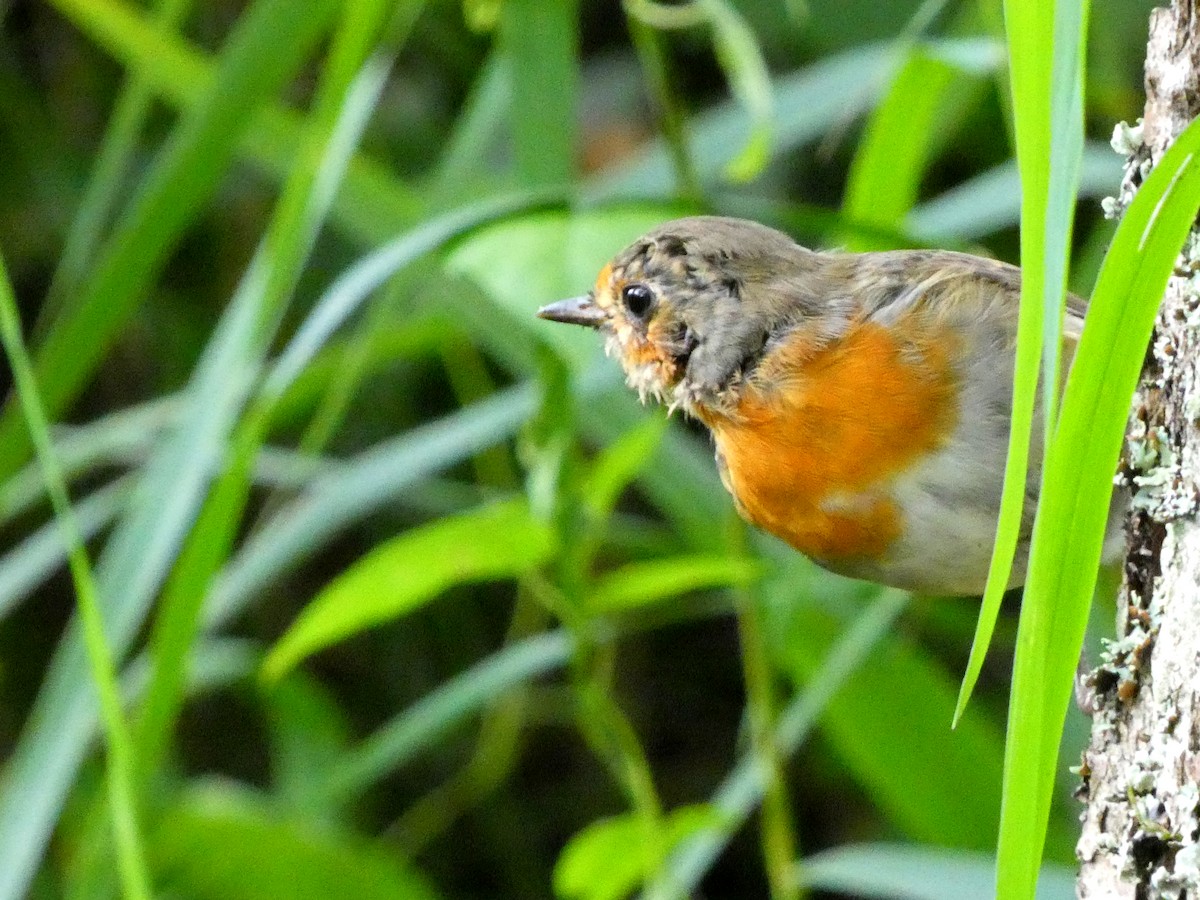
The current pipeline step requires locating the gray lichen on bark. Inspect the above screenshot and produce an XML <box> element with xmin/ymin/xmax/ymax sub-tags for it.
<box><xmin>1075</xmin><ymin>2</ymin><xmax>1200</xmax><ymax>898</ymax></box>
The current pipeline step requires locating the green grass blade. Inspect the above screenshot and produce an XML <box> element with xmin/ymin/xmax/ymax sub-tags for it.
<box><xmin>0</xmin><ymin>11</ymin><xmax>379</xmax><ymax>883</ymax></box>
<box><xmin>320</xmin><ymin>630</ymin><xmax>574</xmax><ymax>802</ymax></box>
<box><xmin>588</xmin><ymin>42</ymin><xmax>895</xmax><ymax>197</ymax></box>
<box><xmin>204</xmin><ymin>384</ymin><xmax>540</xmax><ymax>629</ymax></box>
<box><xmin>501</xmin><ymin>0</ymin><xmax>578</xmax><ymax>187</ymax></box>
<box><xmin>261</xmin><ymin>191</ymin><xmax>563</xmax><ymax>402</ymax></box>
<box><xmin>842</xmin><ymin>49</ymin><xmax>983</xmax><ymax>251</ymax></box>
<box><xmin>134</xmin><ymin>12</ymin><xmax>403</xmax><ymax>782</ymax></box>
<box><xmin>996</xmin><ymin>114</ymin><xmax>1200</xmax><ymax>900</ymax></box>
<box><xmin>0</xmin><ymin>257</ymin><xmax>150</xmax><ymax>899</ymax></box>
<box><xmin>42</xmin><ymin>0</ymin><xmax>196</xmax><ymax>319</ymax></box>
<box><xmin>0</xmin><ymin>397</ymin><xmax>178</xmax><ymax>526</ymax></box>
<box><xmin>905</xmin><ymin>142</ymin><xmax>1119</xmax><ymax>242</ymax></box>
<box><xmin>41</xmin><ymin>0</ymin><xmax>425</xmax><ymax>247</ymax></box>
<box><xmin>798</xmin><ymin>843</ymin><xmax>1076</xmax><ymax>900</ymax></box>
<box><xmin>954</xmin><ymin>0</ymin><xmax>1089</xmax><ymax>727</ymax></box>
<box><xmin>0</xmin><ymin>477</ymin><xmax>132</xmax><ymax>622</ymax></box>
<box><xmin>587</xmin><ymin>556</ymin><xmax>761</xmax><ymax>613</ymax></box>
<box><xmin>703</xmin><ymin>0</ymin><xmax>773</xmax><ymax>182</ymax></box>
<box><xmin>262</xmin><ymin>500</ymin><xmax>557</xmax><ymax>681</ymax></box>
<box><xmin>0</xmin><ymin>0</ymin><xmax>340</xmax><ymax>480</ymax></box>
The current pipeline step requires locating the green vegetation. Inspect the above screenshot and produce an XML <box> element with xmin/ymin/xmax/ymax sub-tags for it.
<box><xmin>0</xmin><ymin>0</ymin><xmax>1168</xmax><ymax>897</ymax></box>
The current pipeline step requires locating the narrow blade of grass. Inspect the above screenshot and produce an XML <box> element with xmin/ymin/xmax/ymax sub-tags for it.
<box><xmin>201</xmin><ymin>388</ymin><xmax>532</xmax><ymax>626</ymax></box>
<box><xmin>262</xmin><ymin>500</ymin><xmax>557</xmax><ymax>681</ymax></box>
<box><xmin>0</xmin><ymin>0</ymin><xmax>340</xmax><ymax>481</ymax></box>
<box><xmin>41</xmin><ymin>0</ymin><xmax>197</xmax><ymax>321</ymax></box>
<box><xmin>133</xmin><ymin>6</ymin><xmax>405</xmax><ymax>781</ymax></box>
<box><xmin>842</xmin><ymin>48</ymin><xmax>985</xmax><ymax>251</ymax></box>
<box><xmin>0</xmin><ymin>477</ymin><xmax>133</xmax><ymax>623</ymax></box>
<box><xmin>0</xmin><ymin>256</ymin><xmax>150</xmax><ymax>899</ymax></box>
<box><xmin>0</xmin><ymin>3</ymin><xmax>373</xmax><ymax>885</ymax></box>
<box><xmin>997</xmin><ymin>114</ymin><xmax>1200</xmax><ymax>900</ymax></box>
<box><xmin>905</xmin><ymin>142</ymin><xmax>1119</xmax><ymax>242</ymax></box>
<box><xmin>320</xmin><ymin>630</ymin><xmax>575</xmax><ymax>803</ymax></box>
<box><xmin>501</xmin><ymin>0</ymin><xmax>578</xmax><ymax>187</ymax></box>
<box><xmin>954</xmin><ymin>0</ymin><xmax>1089</xmax><ymax>727</ymax></box>
<box><xmin>798</xmin><ymin>843</ymin><xmax>1076</xmax><ymax>900</ymax></box>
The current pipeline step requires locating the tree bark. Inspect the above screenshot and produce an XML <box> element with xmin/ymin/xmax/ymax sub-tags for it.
<box><xmin>1075</xmin><ymin>3</ymin><xmax>1200</xmax><ymax>898</ymax></box>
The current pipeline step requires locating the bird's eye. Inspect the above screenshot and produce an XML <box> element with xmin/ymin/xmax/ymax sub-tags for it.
<box><xmin>621</xmin><ymin>283</ymin><xmax>655</xmax><ymax>318</ymax></box>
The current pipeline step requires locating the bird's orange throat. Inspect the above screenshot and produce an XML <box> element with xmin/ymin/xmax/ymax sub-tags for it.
<box><xmin>695</xmin><ymin>318</ymin><xmax>960</xmax><ymax>564</ymax></box>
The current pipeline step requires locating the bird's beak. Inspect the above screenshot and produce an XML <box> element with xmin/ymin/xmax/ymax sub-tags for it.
<box><xmin>536</xmin><ymin>295</ymin><xmax>607</xmax><ymax>328</ymax></box>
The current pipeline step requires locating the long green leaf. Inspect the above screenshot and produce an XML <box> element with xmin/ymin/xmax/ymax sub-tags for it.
<box><xmin>320</xmin><ymin>630</ymin><xmax>574</xmax><ymax>802</ymax></box>
<box><xmin>997</xmin><ymin>115</ymin><xmax>1200</xmax><ymax>900</ymax></box>
<box><xmin>842</xmin><ymin>48</ymin><xmax>982</xmax><ymax>251</ymax></box>
<box><xmin>263</xmin><ymin>500</ymin><xmax>557</xmax><ymax>680</ymax></box>
<box><xmin>0</xmin><ymin>3</ymin><xmax>360</xmax><ymax>889</ymax></box>
<box><xmin>41</xmin><ymin>0</ymin><xmax>196</xmax><ymax>319</ymax></box>
<box><xmin>0</xmin><ymin>0</ymin><xmax>340</xmax><ymax>481</ymax></box>
<box><xmin>0</xmin><ymin>258</ymin><xmax>150</xmax><ymax>898</ymax></box>
<box><xmin>501</xmin><ymin>0</ymin><xmax>579</xmax><ymax>187</ymax></box>
<box><xmin>955</xmin><ymin>0</ymin><xmax>1089</xmax><ymax>725</ymax></box>
<box><xmin>152</xmin><ymin>783</ymin><xmax>439</xmax><ymax>900</ymax></box>
<box><xmin>588</xmin><ymin>556</ymin><xmax>761</xmax><ymax>613</ymax></box>
<box><xmin>134</xmin><ymin>12</ymin><xmax>403</xmax><ymax>787</ymax></box>
<box><xmin>798</xmin><ymin>843</ymin><xmax>1076</xmax><ymax>900</ymax></box>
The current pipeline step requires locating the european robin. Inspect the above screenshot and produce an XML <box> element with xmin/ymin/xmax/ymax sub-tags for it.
<box><xmin>537</xmin><ymin>215</ymin><xmax>1099</xmax><ymax>596</ymax></box>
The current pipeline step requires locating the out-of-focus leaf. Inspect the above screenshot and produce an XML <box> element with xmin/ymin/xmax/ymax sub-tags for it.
<box><xmin>263</xmin><ymin>500</ymin><xmax>557</xmax><ymax>680</ymax></box>
<box><xmin>152</xmin><ymin>782</ymin><xmax>440</xmax><ymax>900</ymax></box>
<box><xmin>905</xmin><ymin>143</ymin><xmax>1120</xmax><ymax>242</ymax></box>
<box><xmin>798</xmin><ymin>843</ymin><xmax>1076</xmax><ymax>900</ymax></box>
<box><xmin>501</xmin><ymin>0</ymin><xmax>578</xmax><ymax>187</ymax></box>
<box><xmin>581</xmin><ymin>416</ymin><xmax>667</xmax><ymax>521</ymax></box>
<box><xmin>705</xmin><ymin>0</ymin><xmax>773</xmax><ymax>182</ymax></box>
<box><xmin>264</xmin><ymin>672</ymin><xmax>352</xmax><ymax>822</ymax></box>
<box><xmin>0</xmin><ymin>0</ymin><xmax>341</xmax><ymax>479</ymax></box>
<box><xmin>554</xmin><ymin>805</ymin><xmax>718</xmax><ymax>900</ymax></box>
<box><xmin>842</xmin><ymin>49</ymin><xmax>979</xmax><ymax>251</ymax></box>
<box><xmin>446</xmin><ymin>206</ymin><xmax>687</xmax><ymax>365</ymax></box>
<box><xmin>588</xmin><ymin>556</ymin><xmax>761</xmax><ymax>613</ymax></box>
<box><xmin>589</xmin><ymin>42</ymin><xmax>894</xmax><ymax>196</ymax></box>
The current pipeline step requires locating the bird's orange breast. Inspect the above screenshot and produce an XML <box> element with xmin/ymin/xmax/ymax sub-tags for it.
<box><xmin>697</xmin><ymin>318</ymin><xmax>960</xmax><ymax>563</ymax></box>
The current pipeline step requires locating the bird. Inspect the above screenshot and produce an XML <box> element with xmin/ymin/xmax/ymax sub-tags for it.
<box><xmin>536</xmin><ymin>214</ymin><xmax>1104</xmax><ymax>596</ymax></box>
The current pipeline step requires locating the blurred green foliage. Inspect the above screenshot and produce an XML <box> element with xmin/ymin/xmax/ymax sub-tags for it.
<box><xmin>0</xmin><ymin>0</ymin><xmax>1157</xmax><ymax>897</ymax></box>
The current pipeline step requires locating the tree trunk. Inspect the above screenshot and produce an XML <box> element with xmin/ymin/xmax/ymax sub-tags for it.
<box><xmin>1075</xmin><ymin>3</ymin><xmax>1200</xmax><ymax>897</ymax></box>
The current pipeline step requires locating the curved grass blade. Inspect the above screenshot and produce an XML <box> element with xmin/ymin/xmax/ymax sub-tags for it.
<box><xmin>996</xmin><ymin>116</ymin><xmax>1200</xmax><ymax>900</ymax></box>
<box><xmin>204</xmin><ymin>384</ymin><xmax>540</xmax><ymax>629</ymax></box>
<box><xmin>798</xmin><ymin>843</ymin><xmax>1076</xmax><ymax>900</ymax></box>
<box><xmin>588</xmin><ymin>41</ymin><xmax>894</xmax><ymax>197</ymax></box>
<box><xmin>0</xmin><ymin>477</ymin><xmax>132</xmax><ymax>623</ymax></box>
<box><xmin>905</xmin><ymin>142</ymin><xmax>1119</xmax><ymax>242</ymax></box>
<box><xmin>0</xmin><ymin>397</ymin><xmax>178</xmax><ymax>526</ymax></box>
<box><xmin>0</xmin><ymin>0</ymin><xmax>341</xmax><ymax>481</ymax></box>
<box><xmin>262</xmin><ymin>500</ymin><xmax>557</xmax><ymax>681</ymax></box>
<box><xmin>954</xmin><ymin>0</ymin><xmax>1090</xmax><ymax>727</ymax></box>
<box><xmin>842</xmin><ymin>47</ymin><xmax>987</xmax><ymax>252</ymax></box>
<box><xmin>42</xmin><ymin>0</ymin><xmax>196</xmax><ymax>321</ymax></box>
<box><xmin>319</xmin><ymin>630</ymin><xmax>574</xmax><ymax>802</ymax></box>
<box><xmin>0</xmin><ymin>5</ymin><xmax>370</xmax><ymax>889</ymax></box>
<box><xmin>0</xmin><ymin>257</ymin><xmax>150</xmax><ymax>899</ymax></box>
<box><xmin>131</xmin><ymin>4</ymin><xmax>407</xmax><ymax>777</ymax></box>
